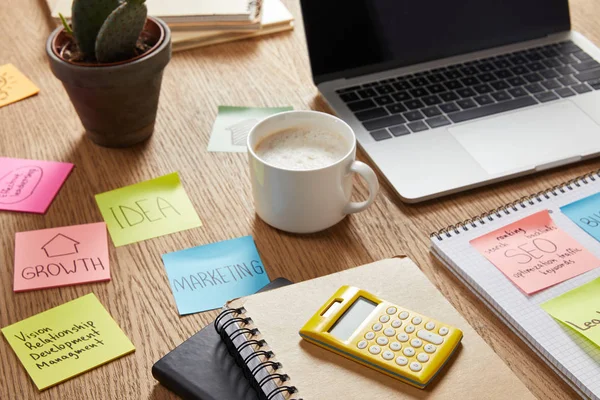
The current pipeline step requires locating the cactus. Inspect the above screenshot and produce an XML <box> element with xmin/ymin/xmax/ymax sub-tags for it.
<box><xmin>67</xmin><ymin>0</ymin><xmax>147</xmax><ymax>63</ymax></box>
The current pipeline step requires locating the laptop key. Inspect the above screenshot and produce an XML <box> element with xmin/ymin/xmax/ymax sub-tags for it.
<box><xmin>574</xmin><ymin>68</ymin><xmax>600</xmax><ymax>82</ymax></box>
<box><xmin>477</xmin><ymin>73</ymin><xmax>496</xmax><ymax>82</ymax></box>
<box><xmin>410</xmin><ymin>77</ymin><xmax>429</xmax><ymax>87</ymax></box>
<box><xmin>573</xmin><ymin>60</ymin><xmax>600</xmax><ymax>72</ymax></box>
<box><xmin>556</xmin><ymin>65</ymin><xmax>576</xmax><ymax>75</ymax></box>
<box><xmin>363</xmin><ymin>114</ymin><xmax>407</xmax><ymax>130</ymax></box>
<box><xmin>509</xmin><ymin>55</ymin><xmax>528</xmax><ymax>65</ymax></box>
<box><xmin>410</xmin><ymin>88</ymin><xmax>429</xmax><ymax>97</ymax></box>
<box><xmin>461</xmin><ymin>76</ymin><xmax>480</xmax><ymax>86</ymax></box>
<box><xmin>374</xmin><ymin>95</ymin><xmax>394</xmax><ymax>106</ymax></box>
<box><xmin>404</xmin><ymin>99</ymin><xmax>425</xmax><ymax>110</ymax></box>
<box><xmin>507</xmin><ymin>77</ymin><xmax>527</xmax><ymax>86</ymax></box>
<box><xmin>340</xmin><ymin>92</ymin><xmax>360</xmax><ymax>103</ymax></box>
<box><xmin>389</xmin><ymin>125</ymin><xmax>411</xmax><ymax>137</ymax></box>
<box><xmin>543</xmin><ymin>58</ymin><xmax>562</xmax><ymax>68</ymax></box>
<box><xmin>425</xmin><ymin>116</ymin><xmax>451</xmax><ymax>129</ymax></box>
<box><xmin>490</xmin><ymin>81</ymin><xmax>510</xmax><ymax>90</ymax></box>
<box><xmin>510</xmin><ymin>65</ymin><xmax>529</xmax><ymax>75</ymax></box>
<box><xmin>457</xmin><ymin>88</ymin><xmax>476</xmax><ymax>98</ymax></box>
<box><xmin>403</xmin><ymin>110</ymin><xmax>425</xmax><ymax>121</ymax></box>
<box><xmin>474</xmin><ymin>84</ymin><xmax>493</xmax><ymax>94</ymax></box>
<box><xmin>493</xmin><ymin>60</ymin><xmax>511</xmax><ymax>69</ymax></box>
<box><xmin>474</xmin><ymin>95</ymin><xmax>495</xmax><ymax>106</ymax></box>
<box><xmin>375</xmin><ymin>85</ymin><xmax>395</xmax><ymax>95</ymax></box>
<box><xmin>369</xmin><ymin>129</ymin><xmax>392</xmax><ymax>141</ymax></box>
<box><xmin>558</xmin><ymin>55</ymin><xmax>578</xmax><ymax>65</ymax></box>
<box><xmin>356</xmin><ymin>107</ymin><xmax>388</xmax><ymax>121</ymax></box>
<box><xmin>525</xmin><ymin>83</ymin><xmax>545</xmax><ymax>93</ymax></box>
<box><xmin>524</xmin><ymin>73</ymin><xmax>543</xmax><ymax>83</ymax></box>
<box><xmin>573</xmin><ymin>51</ymin><xmax>593</xmax><ymax>61</ymax></box>
<box><xmin>491</xmin><ymin>91</ymin><xmax>511</xmax><ymax>102</ymax></box>
<box><xmin>392</xmin><ymin>91</ymin><xmax>411</xmax><ymax>102</ymax></box>
<box><xmin>541</xmin><ymin>79</ymin><xmax>561</xmax><ymax>90</ymax></box>
<box><xmin>428</xmin><ymin>73</ymin><xmax>446</xmax><ymax>83</ymax></box>
<box><xmin>444</xmin><ymin>70</ymin><xmax>463</xmax><ymax>80</ymax></box>
<box><xmin>572</xmin><ymin>83</ymin><xmax>592</xmax><ymax>94</ymax></box>
<box><xmin>422</xmin><ymin>106</ymin><xmax>442</xmax><ymax>118</ymax></box>
<box><xmin>526</xmin><ymin>53</ymin><xmax>543</xmax><ymax>62</ymax></box>
<box><xmin>448</xmin><ymin>96</ymin><xmax>537</xmax><ymax>123</ymax></box>
<box><xmin>422</xmin><ymin>95</ymin><xmax>442</xmax><ymax>106</ymax></box>
<box><xmin>557</xmin><ymin>42</ymin><xmax>581</xmax><ymax>54</ymax></box>
<box><xmin>456</xmin><ymin>99</ymin><xmax>477</xmax><ymax>109</ymax></box>
<box><xmin>589</xmin><ymin>79</ymin><xmax>600</xmax><ymax>90</ymax></box>
<box><xmin>407</xmin><ymin>121</ymin><xmax>429</xmax><ymax>132</ymax></box>
<box><xmin>444</xmin><ymin>80</ymin><xmax>463</xmax><ymax>90</ymax></box>
<box><xmin>347</xmin><ymin>99</ymin><xmax>376</xmax><ymax>112</ymax></box>
<box><xmin>526</xmin><ymin>62</ymin><xmax>545</xmax><ymax>71</ymax></box>
<box><xmin>555</xmin><ymin>87</ymin><xmax>576</xmax><ymax>97</ymax></box>
<box><xmin>439</xmin><ymin>102</ymin><xmax>460</xmax><ymax>113</ymax></box>
<box><xmin>508</xmin><ymin>87</ymin><xmax>529</xmax><ymax>97</ymax></box>
<box><xmin>427</xmin><ymin>84</ymin><xmax>446</xmax><ymax>94</ymax></box>
<box><xmin>494</xmin><ymin>69</ymin><xmax>513</xmax><ymax>79</ymax></box>
<box><xmin>387</xmin><ymin>103</ymin><xmax>407</xmax><ymax>114</ymax></box>
<box><xmin>440</xmin><ymin>92</ymin><xmax>459</xmax><ymax>102</ymax></box>
<box><xmin>393</xmin><ymin>81</ymin><xmax>412</xmax><ymax>91</ymax></box>
<box><xmin>535</xmin><ymin>91</ymin><xmax>559</xmax><ymax>103</ymax></box>
<box><xmin>558</xmin><ymin>75</ymin><xmax>578</xmax><ymax>86</ymax></box>
<box><xmin>357</xmin><ymin>88</ymin><xmax>377</xmax><ymax>98</ymax></box>
<box><xmin>540</xmin><ymin>69</ymin><xmax>560</xmax><ymax>79</ymax></box>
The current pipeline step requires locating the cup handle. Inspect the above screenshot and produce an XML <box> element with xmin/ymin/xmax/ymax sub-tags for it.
<box><xmin>343</xmin><ymin>161</ymin><xmax>379</xmax><ymax>214</ymax></box>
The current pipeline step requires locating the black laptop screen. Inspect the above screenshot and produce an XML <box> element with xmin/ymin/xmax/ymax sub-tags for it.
<box><xmin>300</xmin><ymin>0</ymin><xmax>570</xmax><ymax>83</ymax></box>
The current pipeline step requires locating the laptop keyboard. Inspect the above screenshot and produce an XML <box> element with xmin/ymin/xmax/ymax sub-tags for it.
<box><xmin>336</xmin><ymin>41</ymin><xmax>600</xmax><ymax>141</ymax></box>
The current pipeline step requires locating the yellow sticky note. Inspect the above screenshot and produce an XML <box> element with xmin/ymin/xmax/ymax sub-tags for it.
<box><xmin>95</xmin><ymin>172</ymin><xmax>202</xmax><ymax>246</ymax></box>
<box><xmin>1</xmin><ymin>293</ymin><xmax>135</xmax><ymax>390</ymax></box>
<box><xmin>542</xmin><ymin>278</ymin><xmax>600</xmax><ymax>348</ymax></box>
<box><xmin>0</xmin><ymin>64</ymin><xmax>40</xmax><ymax>108</ymax></box>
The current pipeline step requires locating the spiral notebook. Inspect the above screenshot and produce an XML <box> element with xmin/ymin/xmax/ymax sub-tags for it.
<box><xmin>216</xmin><ymin>257</ymin><xmax>534</xmax><ymax>399</ymax></box>
<box><xmin>430</xmin><ymin>170</ymin><xmax>600</xmax><ymax>400</ymax></box>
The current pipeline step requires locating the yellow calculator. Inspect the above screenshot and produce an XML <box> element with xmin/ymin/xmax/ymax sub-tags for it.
<box><xmin>299</xmin><ymin>286</ymin><xmax>463</xmax><ymax>389</ymax></box>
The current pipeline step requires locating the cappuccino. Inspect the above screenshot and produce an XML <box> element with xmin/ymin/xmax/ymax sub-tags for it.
<box><xmin>254</xmin><ymin>127</ymin><xmax>348</xmax><ymax>170</ymax></box>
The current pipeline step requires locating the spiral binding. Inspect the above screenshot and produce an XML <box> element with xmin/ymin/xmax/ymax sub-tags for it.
<box><xmin>430</xmin><ymin>169</ymin><xmax>600</xmax><ymax>241</ymax></box>
<box><xmin>215</xmin><ymin>307</ymin><xmax>302</xmax><ymax>400</ymax></box>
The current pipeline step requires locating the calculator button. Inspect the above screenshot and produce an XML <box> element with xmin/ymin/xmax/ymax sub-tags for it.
<box><xmin>424</xmin><ymin>344</ymin><xmax>437</xmax><ymax>353</ymax></box>
<box><xmin>391</xmin><ymin>319</ymin><xmax>402</xmax><ymax>328</ymax></box>
<box><xmin>403</xmin><ymin>347</ymin><xmax>415</xmax><ymax>357</ymax></box>
<box><xmin>417</xmin><ymin>329</ymin><xmax>444</xmax><ymax>345</ymax></box>
<box><xmin>365</xmin><ymin>332</ymin><xmax>375</xmax><ymax>340</ymax></box>
<box><xmin>410</xmin><ymin>362</ymin><xmax>422</xmax><ymax>372</ymax></box>
<box><xmin>384</xmin><ymin>328</ymin><xmax>396</xmax><ymax>337</ymax></box>
<box><xmin>373</xmin><ymin>323</ymin><xmax>383</xmax><ymax>331</ymax></box>
<box><xmin>410</xmin><ymin>338</ymin><xmax>423</xmax><ymax>348</ymax></box>
<box><xmin>412</xmin><ymin>316</ymin><xmax>422</xmax><ymax>325</ymax></box>
<box><xmin>369</xmin><ymin>345</ymin><xmax>381</xmax><ymax>355</ymax></box>
<box><xmin>357</xmin><ymin>340</ymin><xmax>368</xmax><ymax>349</ymax></box>
<box><xmin>395</xmin><ymin>356</ymin><xmax>408</xmax><ymax>366</ymax></box>
<box><xmin>377</xmin><ymin>337</ymin><xmax>389</xmax><ymax>346</ymax></box>
<box><xmin>425</xmin><ymin>321</ymin><xmax>436</xmax><ymax>330</ymax></box>
<box><xmin>404</xmin><ymin>325</ymin><xmax>415</xmax><ymax>333</ymax></box>
<box><xmin>417</xmin><ymin>353</ymin><xmax>430</xmax><ymax>362</ymax></box>
<box><xmin>382</xmin><ymin>350</ymin><xmax>395</xmax><ymax>360</ymax></box>
<box><xmin>397</xmin><ymin>333</ymin><xmax>409</xmax><ymax>342</ymax></box>
<box><xmin>390</xmin><ymin>342</ymin><xmax>402</xmax><ymax>351</ymax></box>
<box><xmin>386</xmin><ymin>307</ymin><xmax>397</xmax><ymax>315</ymax></box>
<box><xmin>439</xmin><ymin>327</ymin><xmax>449</xmax><ymax>336</ymax></box>
<box><xmin>399</xmin><ymin>311</ymin><xmax>409</xmax><ymax>320</ymax></box>
<box><xmin>379</xmin><ymin>315</ymin><xmax>390</xmax><ymax>323</ymax></box>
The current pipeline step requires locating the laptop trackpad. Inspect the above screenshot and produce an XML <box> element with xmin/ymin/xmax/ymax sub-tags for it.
<box><xmin>448</xmin><ymin>101</ymin><xmax>600</xmax><ymax>175</ymax></box>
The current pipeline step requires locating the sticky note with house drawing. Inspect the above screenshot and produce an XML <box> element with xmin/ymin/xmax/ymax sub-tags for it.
<box><xmin>0</xmin><ymin>64</ymin><xmax>40</xmax><ymax>108</ymax></box>
<box><xmin>13</xmin><ymin>222</ymin><xmax>110</xmax><ymax>292</ymax></box>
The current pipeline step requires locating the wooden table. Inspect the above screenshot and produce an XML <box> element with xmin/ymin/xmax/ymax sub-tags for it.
<box><xmin>1</xmin><ymin>0</ymin><xmax>599</xmax><ymax>398</ymax></box>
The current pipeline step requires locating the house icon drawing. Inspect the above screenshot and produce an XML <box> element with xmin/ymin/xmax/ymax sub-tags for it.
<box><xmin>41</xmin><ymin>234</ymin><xmax>80</xmax><ymax>258</ymax></box>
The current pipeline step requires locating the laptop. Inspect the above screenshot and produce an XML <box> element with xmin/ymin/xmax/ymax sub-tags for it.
<box><xmin>299</xmin><ymin>0</ymin><xmax>600</xmax><ymax>203</ymax></box>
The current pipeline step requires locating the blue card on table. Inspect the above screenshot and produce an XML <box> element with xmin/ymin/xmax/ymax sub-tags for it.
<box><xmin>162</xmin><ymin>236</ymin><xmax>270</xmax><ymax>315</ymax></box>
<box><xmin>561</xmin><ymin>192</ymin><xmax>600</xmax><ymax>242</ymax></box>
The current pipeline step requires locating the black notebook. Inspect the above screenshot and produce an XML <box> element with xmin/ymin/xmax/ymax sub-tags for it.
<box><xmin>152</xmin><ymin>278</ymin><xmax>293</xmax><ymax>400</ymax></box>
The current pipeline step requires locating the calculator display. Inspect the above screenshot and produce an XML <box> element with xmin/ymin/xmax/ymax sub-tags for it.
<box><xmin>329</xmin><ymin>297</ymin><xmax>377</xmax><ymax>340</ymax></box>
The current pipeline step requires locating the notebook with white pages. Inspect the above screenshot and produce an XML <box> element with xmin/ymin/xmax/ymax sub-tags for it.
<box><xmin>430</xmin><ymin>169</ymin><xmax>600</xmax><ymax>400</ymax></box>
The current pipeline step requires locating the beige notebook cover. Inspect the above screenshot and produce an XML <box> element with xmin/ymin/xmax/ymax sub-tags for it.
<box><xmin>228</xmin><ymin>258</ymin><xmax>534</xmax><ymax>399</ymax></box>
<box><xmin>172</xmin><ymin>0</ymin><xmax>293</xmax><ymax>52</ymax></box>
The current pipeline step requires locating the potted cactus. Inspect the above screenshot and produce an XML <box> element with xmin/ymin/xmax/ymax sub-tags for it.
<box><xmin>46</xmin><ymin>0</ymin><xmax>171</xmax><ymax>147</ymax></box>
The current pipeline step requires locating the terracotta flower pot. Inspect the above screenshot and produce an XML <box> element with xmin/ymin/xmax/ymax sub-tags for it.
<box><xmin>46</xmin><ymin>17</ymin><xmax>172</xmax><ymax>148</ymax></box>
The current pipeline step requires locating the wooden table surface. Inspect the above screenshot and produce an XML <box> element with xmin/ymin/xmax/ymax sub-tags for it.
<box><xmin>2</xmin><ymin>0</ymin><xmax>599</xmax><ymax>398</ymax></box>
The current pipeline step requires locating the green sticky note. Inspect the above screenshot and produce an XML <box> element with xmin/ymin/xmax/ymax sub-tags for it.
<box><xmin>1</xmin><ymin>293</ymin><xmax>135</xmax><ymax>390</ymax></box>
<box><xmin>95</xmin><ymin>172</ymin><xmax>202</xmax><ymax>246</ymax></box>
<box><xmin>541</xmin><ymin>277</ymin><xmax>600</xmax><ymax>348</ymax></box>
<box><xmin>207</xmin><ymin>105</ymin><xmax>293</xmax><ymax>153</ymax></box>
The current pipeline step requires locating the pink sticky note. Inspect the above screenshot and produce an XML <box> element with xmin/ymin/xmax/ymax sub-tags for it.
<box><xmin>14</xmin><ymin>222</ymin><xmax>110</xmax><ymax>292</ymax></box>
<box><xmin>0</xmin><ymin>157</ymin><xmax>73</xmax><ymax>214</ymax></box>
<box><xmin>470</xmin><ymin>210</ymin><xmax>599</xmax><ymax>294</ymax></box>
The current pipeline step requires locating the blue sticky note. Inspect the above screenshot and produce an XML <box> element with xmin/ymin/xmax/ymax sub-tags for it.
<box><xmin>161</xmin><ymin>236</ymin><xmax>270</xmax><ymax>315</ymax></box>
<box><xmin>561</xmin><ymin>192</ymin><xmax>600</xmax><ymax>242</ymax></box>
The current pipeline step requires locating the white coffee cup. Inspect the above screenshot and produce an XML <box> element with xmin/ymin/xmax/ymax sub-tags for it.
<box><xmin>247</xmin><ymin>110</ymin><xmax>379</xmax><ymax>233</ymax></box>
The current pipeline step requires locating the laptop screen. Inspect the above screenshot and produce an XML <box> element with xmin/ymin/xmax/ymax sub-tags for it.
<box><xmin>301</xmin><ymin>0</ymin><xmax>570</xmax><ymax>84</ymax></box>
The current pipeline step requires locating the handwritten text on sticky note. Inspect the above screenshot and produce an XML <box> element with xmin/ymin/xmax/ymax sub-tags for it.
<box><xmin>561</xmin><ymin>192</ymin><xmax>600</xmax><ymax>242</ymax></box>
<box><xmin>14</xmin><ymin>222</ymin><xmax>110</xmax><ymax>292</ymax></box>
<box><xmin>542</xmin><ymin>277</ymin><xmax>600</xmax><ymax>348</ymax></box>
<box><xmin>95</xmin><ymin>173</ymin><xmax>202</xmax><ymax>246</ymax></box>
<box><xmin>1</xmin><ymin>293</ymin><xmax>135</xmax><ymax>390</ymax></box>
<box><xmin>162</xmin><ymin>236</ymin><xmax>270</xmax><ymax>315</ymax></box>
<box><xmin>0</xmin><ymin>157</ymin><xmax>73</xmax><ymax>214</ymax></box>
<box><xmin>470</xmin><ymin>210</ymin><xmax>599</xmax><ymax>294</ymax></box>
<box><xmin>0</xmin><ymin>64</ymin><xmax>40</xmax><ymax>108</ymax></box>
